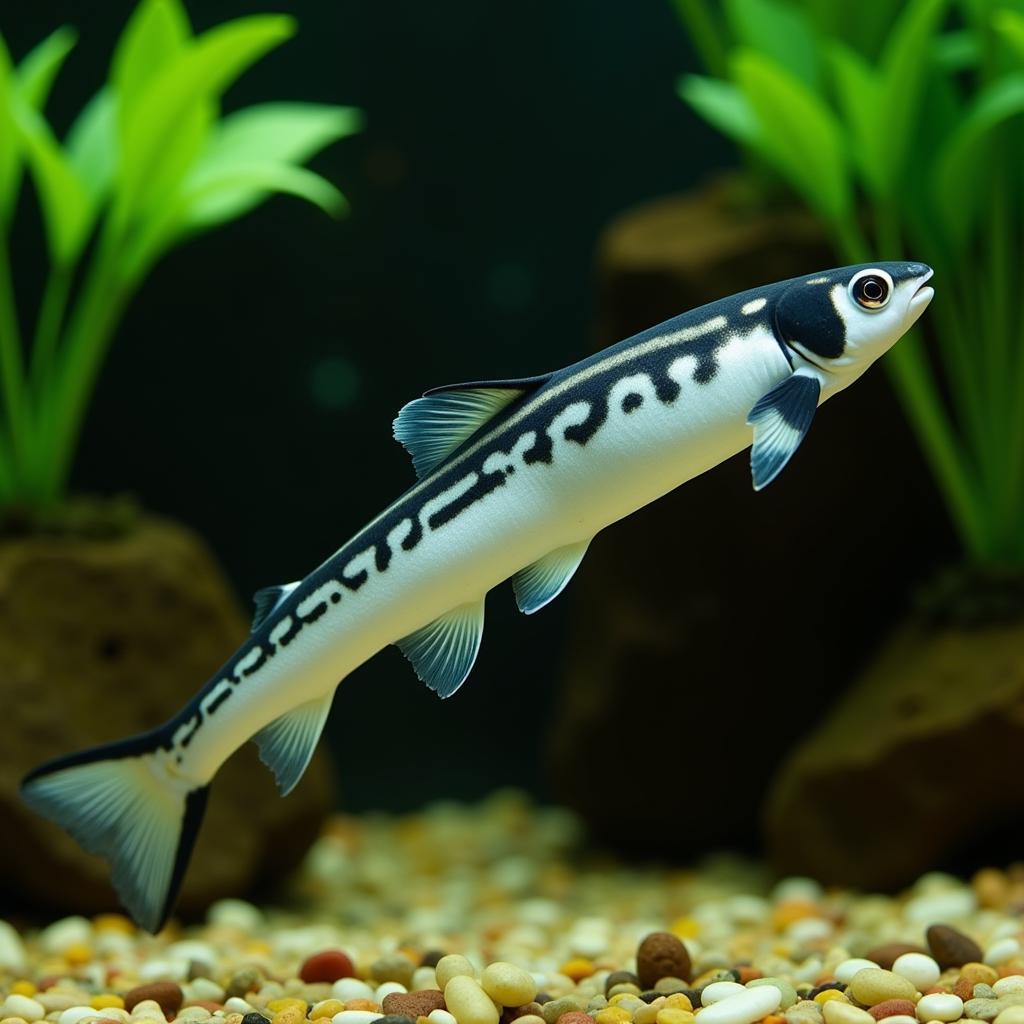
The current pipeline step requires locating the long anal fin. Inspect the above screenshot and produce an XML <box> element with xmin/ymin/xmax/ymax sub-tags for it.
<box><xmin>252</xmin><ymin>692</ymin><xmax>334</xmax><ymax>796</ymax></box>
<box><xmin>396</xmin><ymin>599</ymin><xmax>485</xmax><ymax>698</ymax></box>
<box><xmin>512</xmin><ymin>539</ymin><xmax>591</xmax><ymax>614</ymax></box>
<box><xmin>746</xmin><ymin>368</ymin><xmax>821</xmax><ymax>490</ymax></box>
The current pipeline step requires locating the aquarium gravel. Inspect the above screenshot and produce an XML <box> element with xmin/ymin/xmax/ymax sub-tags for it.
<box><xmin>3</xmin><ymin>793</ymin><xmax>1024</xmax><ymax>1024</ymax></box>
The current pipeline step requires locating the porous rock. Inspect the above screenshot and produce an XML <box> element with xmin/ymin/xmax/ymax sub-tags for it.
<box><xmin>636</xmin><ymin>932</ymin><xmax>692</xmax><ymax>990</ymax></box>
<box><xmin>0</xmin><ymin>514</ymin><xmax>335</xmax><ymax>919</ymax></box>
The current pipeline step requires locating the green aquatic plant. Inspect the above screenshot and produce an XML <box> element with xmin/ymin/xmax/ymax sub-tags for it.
<box><xmin>674</xmin><ymin>0</ymin><xmax>1024</xmax><ymax>566</ymax></box>
<box><xmin>0</xmin><ymin>0</ymin><xmax>360</xmax><ymax>518</ymax></box>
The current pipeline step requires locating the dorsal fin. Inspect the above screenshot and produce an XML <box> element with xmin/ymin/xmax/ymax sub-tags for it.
<box><xmin>392</xmin><ymin>374</ymin><xmax>550</xmax><ymax>479</ymax></box>
<box><xmin>251</xmin><ymin>582</ymin><xmax>299</xmax><ymax>632</ymax></box>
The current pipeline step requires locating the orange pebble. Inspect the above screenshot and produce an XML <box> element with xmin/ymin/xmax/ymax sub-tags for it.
<box><xmin>94</xmin><ymin>914</ymin><xmax>134</xmax><ymax>934</ymax></box>
<box><xmin>737</xmin><ymin>968</ymin><xmax>762</xmax><ymax>984</ymax></box>
<box><xmin>560</xmin><ymin>959</ymin><xmax>597</xmax><ymax>981</ymax></box>
<box><xmin>771</xmin><ymin>900</ymin><xmax>821</xmax><ymax>931</ymax></box>
<box><xmin>763</xmin><ymin>1016</ymin><xmax>786</xmax><ymax>1024</ymax></box>
<box><xmin>346</xmin><ymin>1001</ymin><xmax>383</xmax><ymax>1013</ymax></box>
<box><xmin>64</xmin><ymin>943</ymin><xmax>93</xmax><ymax>966</ymax></box>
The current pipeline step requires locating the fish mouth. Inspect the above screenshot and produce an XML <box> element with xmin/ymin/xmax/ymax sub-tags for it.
<box><xmin>907</xmin><ymin>267</ymin><xmax>934</xmax><ymax>322</ymax></box>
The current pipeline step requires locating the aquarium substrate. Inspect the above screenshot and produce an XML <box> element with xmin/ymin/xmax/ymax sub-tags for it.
<box><xmin>3</xmin><ymin>793</ymin><xmax>1023</xmax><ymax>1024</ymax></box>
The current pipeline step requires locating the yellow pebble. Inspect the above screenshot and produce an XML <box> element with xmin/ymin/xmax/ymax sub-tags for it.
<box><xmin>272</xmin><ymin>1007</ymin><xmax>306</xmax><ymax>1024</ymax></box>
<box><xmin>64</xmin><ymin>943</ymin><xmax>93</xmax><ymax>966</ymax></box>
<box><xmin>91</xmin><ymin>996</ymin><xmax>125</xmax><ymax>1011</ymax></box>
<box><xmin>560</xmin><ymin>959</ymin><xmax>596</xmax><ymax>982</ymax></box>
<box><xmin>311</xmin><ymin>1002</ymin><xmax>344</xmax><ymax>1021</ymax></box>
<box><xmin>596</xmin><ymin>1009</ymin><xmax>634</xmax><ymax>1024</ymax></box>
<box><xmin>671</xmin><ymin>917</ymin><xmax>700</xmax><ymax>940</ymax></box>
<box><xmin>246</xmin><ymin>941</ymin><xmax>273</xmax><ymax>956</ymax></box>
<box><xmin>9</xmin><ymin>984</ymin><xmax>36</xmax><ymax>998</ymax></box>
<box><xmin>657</xmin><ymin>1012</ymin><xmax>695</xmax><ymax>1024</ymax></box>
<box><xmin>665</xmin><ymin>996</ymin><xmax>693</xmax><ymax>1012</ymax></box>
<box><xmin>815</xmin><ymin>992</ymin><xmax>848</xmax><ymax>1006</ymax></box>
<box><xmin>267</xmin><ymin>1000</ymin><xmax>307</xmax><ymax>1015</ymax></box>
<box><xmin>94</xmin><ymin>914</ymin><xmax>134</xmax><ymax>934</ymax></box>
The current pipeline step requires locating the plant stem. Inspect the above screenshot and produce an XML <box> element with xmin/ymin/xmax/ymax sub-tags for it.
<box><xmin>672</xmin><ymin>0</ymin><xmax>728</xmax><ymax>78</ymax></box>
<box><xmin>0</xmin><ymin>234</ymin><xmax>29</xmax><ymax>491</ymax></box>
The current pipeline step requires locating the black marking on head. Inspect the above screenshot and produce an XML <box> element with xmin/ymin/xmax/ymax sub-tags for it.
<box><xmin>621</xmin><ymin>392</ymin><xmax>643</xmax><ymax>414</ymax></box>
<box><xmin>773</xmin><ymin>279</ymin><xmax>845</xmax><ymax>359</ymax></box>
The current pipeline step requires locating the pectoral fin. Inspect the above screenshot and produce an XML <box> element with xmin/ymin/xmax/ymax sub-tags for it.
<box><xmin>252</xmin><ymin>691</ymin><xmax>334</xmax><ymax>796</ymax></box>
<box><xmin>512</xmin><ymin>539</ymin><xmax>591</xmax><ymax>614</ymax></box>
<box><xmin>396</xmin><ymin>599</ymin><xmax>485</xmax><ymax>698</ymax></box>
<box><xmin>747</xmin><ymin>369</ymin><xmax>821</xmax><ymax>490</ymax></box>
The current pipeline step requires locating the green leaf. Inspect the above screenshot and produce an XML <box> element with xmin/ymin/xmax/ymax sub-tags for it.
<box><xmin>994</xmin><ymin>8</ymin><xmax>1024</xmax><ymax>58</ymax></box>
<box><xmin>876</xmin><ymin>0</ymin><xmax>951</xmax><ymax>193</ymax></box>
<box><xmin>677</xmin><ymin>74</ymin><xmax>761</xmax><ymax>148</ymax></box>
<box><xmin>204</xmin><ymin>102</ymin><xmax>362</xmax><ymax>166</ymax></box>
<box><xmin>731</xmin><ymin>49</ymin><xmax>851</xmax><ymax>223</ymax></box>
<box><xmin>932</xmin><ymin>29</ymin><xmax>980</xmax><ymax>71</ymax></box>
<box><xmin>932</xmin><ymin>71</ymin><xmax>1024</xmax><ymax>245</ymax></box>
<box><xmin>9</xmin><ymin>93</ymin><xmax>93</xmax><ymax>265</ymax></box>
<box><xmin>115</xmin><ymin>14</ymin><xmax>296</xmax><ymax>228</ymax></box>
<box><xmin>111</xmin><ymin>0</ymin><xmax>190</xmax><ymax>118</ymax></box>
<box><xmin>724</xmin><ymin>0</ymin><xmax>820</xmax><ymax>87</ymax></box>
<box><xmin>65</xmin><ymin>87</ymin><xmax>118</xmax><ymax>205</ymax></box>
<box><xmin>827</xmin><ymin>43</ymin><xmax>885</xmax><ymax>196</ymax></box>
<box><xmin>0</xmin><ymin>35</ymin><xmax>19</xmax><ymax>227</ymax></box>
<box><xmin>16</xmin><ymin>26</ymin><xmax>77</xmax><ymax>110</ymax></box>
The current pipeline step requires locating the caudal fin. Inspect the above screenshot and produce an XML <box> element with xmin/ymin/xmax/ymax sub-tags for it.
<box><xmin>20</xmin><ymin>732</ymin><xmax>209</xmax><ymax>933</ymax></box>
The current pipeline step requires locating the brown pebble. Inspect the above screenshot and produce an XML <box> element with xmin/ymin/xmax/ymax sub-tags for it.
<box><xmin>868</xmin><ymin>1000</ymin><xmax>916</xmax><ymax>1020</ymax></box>
<box><xmin>863</xmin><ymin>944</ymin><xmax>928</xmax><ymax>971</ymax></box>
<box><xmin>953</xmin><ymin>977</ymin><xmax>973</xmax><ymax>1001</ymax></box>
<box><xmin>636</xmin><ymin>934</ymin><xmax>692</xmax><ymax>990</ymax></box>
<box><xmin>927</xmin><ymin>924</ymin><xmax>984</xmax><ymax>970</ymax></box>
<box><xmin>383</xmin><ymin>992</ymin><xmax>447</xmax><ymax>1020</ymax></box>
<box><xmin>421</xmin><ymin>951</ymin><xmax>446</xmax><ymax>968</ymax></box>
<box><xmin>555</xmin><ymin>1014</ymin><xmax>596</xmax><ymax>1024</ymax></box>
<box><xmin>301</xmin><ymin>950</ymin><xmax>356</xmax><ymax>984</ymax></box>
<box><xmin>124</xmin><ymin>983</ymin><xmax>184</xmax><ymax>1015</ymax></box>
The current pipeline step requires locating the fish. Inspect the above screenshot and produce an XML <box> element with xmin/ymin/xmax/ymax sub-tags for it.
<box><xmin>21</xmin><ymin>261</ymin><xmax>934</xmax><ymax>931</ymax></box>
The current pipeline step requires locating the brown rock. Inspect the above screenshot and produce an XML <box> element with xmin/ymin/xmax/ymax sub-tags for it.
<box><xmin>555</xmin><ymin>1015</ymin><xmax>595</xmax><ymax>1024</ymax></box>
<box><xmin>549</xmin><ymin>179</ymin><xmax>951</xmax><ymax>862</ymax></box>
<box><xmin>124</xmin><ymin>982</ymin><xmax>184</xmax><ymax>1014</ymax></box>
<box><xmin>928</xmin><ymin>925</ymin><xmax>984</xmax><ymax>970</ymax></box>
<box><xmin>862</xmin><ymin>944</ymin><xmax>928</xmax><ymax>971</ymax></box>
<box><xmin>382</xmin><ymin>992</ymin><xmax>447</xmax><ymax>1020</ymax></box>
<box><xmin>868</xmin><ymin>1000</ymin><xmax>916</xmax><ymax>1020</ymax></box>
<box><xmin>0</xmin><ymin>515</ymin><xmax>335</xmax><ymax>921</ymax></box>
<box><xmin>636</xmin><ymin>932</ymin><xmax>692</xmax><ymax>989</ymax></box>
<box><xmin>301</xmin><ymin>950</ymin><xmax>356</xmax><ymax>984</ymax></box>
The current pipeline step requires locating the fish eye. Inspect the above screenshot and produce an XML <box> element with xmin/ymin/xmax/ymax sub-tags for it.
<box><xmin>849</xmin><ymin>269</ymin><xmax>893</xmax><ymax>311</ymax></box>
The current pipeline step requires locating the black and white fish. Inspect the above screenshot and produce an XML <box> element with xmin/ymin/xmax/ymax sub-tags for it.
<box><xmin>22</xmin><ymin>262</ymin><xmax>934</xmax><ymax>930</ymax></box>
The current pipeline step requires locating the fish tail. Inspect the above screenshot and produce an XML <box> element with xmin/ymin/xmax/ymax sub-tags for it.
<box><xmin>20</xmin><ymin>728</ymin><xmax>208</xmax><ymax>933</ymax></box>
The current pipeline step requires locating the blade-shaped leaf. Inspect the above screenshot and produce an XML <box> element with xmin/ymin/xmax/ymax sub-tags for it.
<box><xmin>9</xmin><ymin>93</ymin><xmax>93</xmax><ymax>265</ymax></box>
<box><xmin>0</xmin><ymin>35</ymin><xmax>18</xmax><ymax>226</ymax></box>
<box><xmin>111</xmin><ymin>0</ymin><xmax>191</xmax><ymax>114</ymax></box>
<box><xmin>994</xmin><ymin>8</ymin><xmax>1024</xmax><ymax>58</ymax></box>
<box><xmin>677</xmin><ymin>74</ymin><xmax>761</xmax><ymax>148</ymax></box>
<box><xmin>116</xmin><ymin>14</ymin><xmax>295</xmax><ymax>226</ymax></box>
<box><xmin>876</xmin><ymin>0</ymin><xmax>951</xmax><ymax>193</ymax></box>
<box><xmin>65</xmin><ymin>86</ymin><xmax>117</xmax><ymax>204</ymax></box>
<box><xmin>731</xmin><ymin>49</ymin><xmax>851</xmax><ymax>223</ymax></box>
<box><xmin>725</xmin><ymin>0</ymin><xmax>820</xmax><ymax>87</ymax></box>
<box><xmin>933</xmin><ymin>70</ymin><xmax>1024</xmax><ymax>245</ymax></box>
<box><xmin>203</xmin><ymin>102</ymin><xmax>362</xmax><ymax>166</ymax></box>
<box><xmin>827</xmin><ymin>42</ymin><xmax>885</xmax><ymax>196</ymax></box>
<box><xmin>16</xmin><ymin>26</ymin><xmax>77</xmax><ymax>110</ymax></box>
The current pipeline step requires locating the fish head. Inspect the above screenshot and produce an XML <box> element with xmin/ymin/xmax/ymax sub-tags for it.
<box><xmin>772</xmin><ymin>262</ymin><xmax>934</xmax><ymax>389</ymax></box>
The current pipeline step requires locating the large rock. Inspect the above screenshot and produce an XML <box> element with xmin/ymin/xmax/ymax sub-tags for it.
<box><xmin>547</xmin><ymin>180</ymin><xmax>957</xmax><ymax>858</ymax></box>
<box><xmin>0</xmin><ymin>514</ymin><xmax>334</xmax><ymax>922</ymax></box>
<box><xmin>764</xmin><ymin>615</ymin><xmax>1024</xmax><ymax>889</ymax></box>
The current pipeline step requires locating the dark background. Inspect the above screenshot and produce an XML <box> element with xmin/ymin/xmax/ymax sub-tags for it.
<box><xmin>3</xmin><ymin>1</ymin><xmax>736</xmax><ymax>812</ymax></box>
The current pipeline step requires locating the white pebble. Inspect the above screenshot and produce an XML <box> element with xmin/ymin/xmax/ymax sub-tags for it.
<box><xmin>904</xmin><ymin>889</ymin><xmax>977</xmax><ymax>924</ymax></box>
<box><xmin>892</xmin><ymin>953</ymin><xmax>941</xmax><ymax>991</ymax></box>
<box><xmin>413</xmin><ymin>968</ymin><xmax>440</xmax><ymax>991</ymax></box>
<box><xmin>207</xmin><ymin>898</ymin><xmax>264</xmax><ymax>931</ymax></box>
<box><xmin>986</xmin><ymin>939</ymin><xmax>1021</xmax><ymax>967</ymax></box>
<box><xmin>877</xmin><ymin>1017</ymin><xmax>917</xmax><ymax>1024</ymax></box>
<box><xmin>186</xmin><ymin>979</ymin><xmax>226</xmax><ymax>1004</ymax></box>
<box><xmin>428</xmin><ymin>1012</ymin><xmax>457</xmax><ymax>1024</ymax></box>
<box><xmin>223</xmin><ymin>998</ymin><xmax>254</xmax><ymax>1014</ymax></box>
<box><xmin>0</xmin><ymin>920</ymin><xmax>26</xmax><ymax>973</ymax></box>
<box><xmin>915</xmin><ymin>994</ymin><xmax>963</xmax><ymax>1022</ymax></box>
<box><xmin>332</xmin><ymin>979</ymin><xmax>377</xmax><ymax>1003</ymax></box>
<box><xmin>38</xmin><ymin>993</ymin><xmax>83</xmax><ymax>1013</ymax></box>
<box><xmin>697</xmin><ymin>987</ymin><xmax>782</xmax><ymax>1024</ymax></box>
<box><xmin>1</xmin><ymin>996</ymin><xmax>45</xmax><ymax>1022</ymax></box>
<box><xmin>130</xmin><ymin>1001</ymin><xmax>167</xmax><ymax>1023</ymax></box>
<box><xmin>139</xmin><ymin>959</ymin><xmax>189</xmax><ymax>982</ymax></box>
<box><xmin>994</xmin><ymin>976</ymin><xmax>1024</xmax><ymax>996</ymax></box>
<box><xmin>375</xmin><ymin>983</ymin><xmax>407</xmax><ymax>1001</ymax></box>
<box><xmin>60</xmin><ymin>1009</ymin><xmax>102</xmax><ymax>1024</ymax></box>
<box><xmin>40</xmin><ymin>916</ymin><xmax>92</xmax><ymax>954</ymax></box>
<box><xmin>787</xmin><ymin>918</ymin><xmax>833</xmax><ymax>944</ymax></box>
<box><xmin>835</xmin><ymin>959</ymin><xmax>881</xmax><ymax>985</ymax></box>
<box><xmin>773</xmin><ymin>877</ymin><xmax>825</xmax><ymax>904</ymax></box>
<box><xmin>702</xmin><ymin>983</ymin><xmax>746</xmax><ymax>1005</ymax></box>
<box><xmin>332</xmin><ymin>1014</ymin><xmax>384</xmax><ymax>1024</ymax></box>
